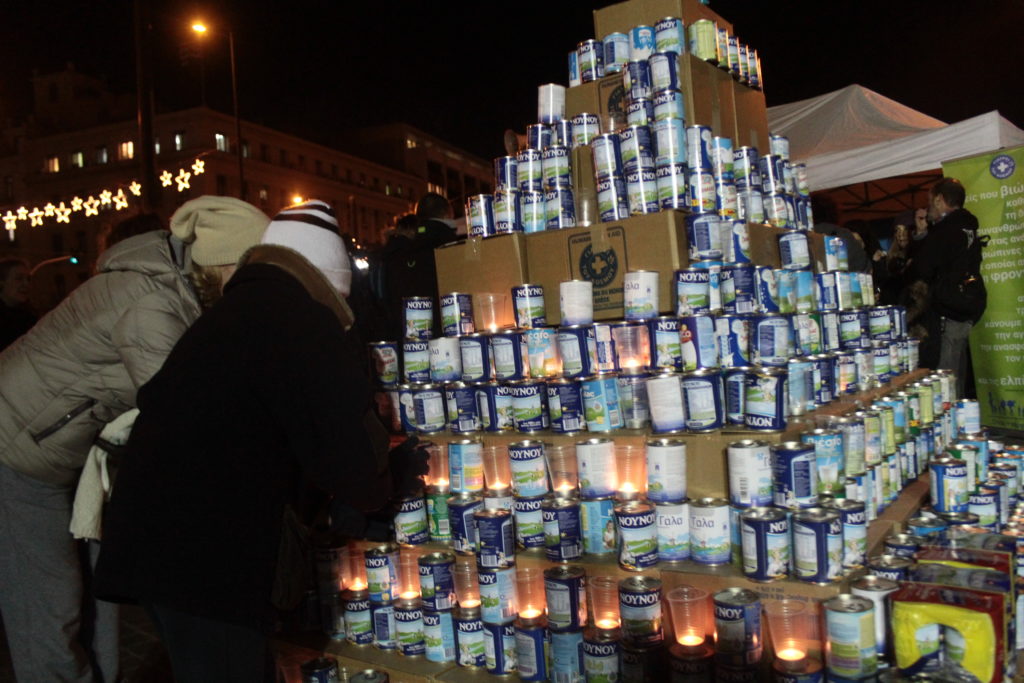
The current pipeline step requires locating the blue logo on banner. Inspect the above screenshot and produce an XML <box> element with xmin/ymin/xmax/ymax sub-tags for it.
<box><xmin>990</xmin><ymin>154</ymin><xmax>1015</xmax><ymax>179</ymax></box>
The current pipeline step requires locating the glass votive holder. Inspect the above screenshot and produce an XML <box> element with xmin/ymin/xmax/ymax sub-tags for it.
<box><xmin>666</xmin><ymin>585</ymin><xmax>712</xmax><ymax>649</ymax></box>
<box><xmin>346</xmin><ymin>544</ymin><xmax>367</xmax><ymax>592</ymax></box>
<box><xmin>453</xmin><ymin>557</ymin><xmax>480</xmax><ymax>608</ymax></box>
<box><xmin>589</xmin><ymin>575</ymin><xmax>621</xmax><ymax>631</ymax></box>
<box><xmin>612</xmin><ymin>322</ymin><xmax>650</xmax><ymax>372</ymax></box>
<box><xmin>545</xmin><ymin>443</ymin><xmax>579</xmax><ymax>497</ymax></box>
<box><xmin>423</xmin><ymin>442</ymin><xmax>448</xmax><ymax>488</ymax></box>
<box><xmin>615</xmin><ymin>444</ymin><xmax>646</xmax><ymax>501</ymax></box>
<box><xmin>515</xmin><ymin>566</ymin><xmax>544</xmax><ymax>620</ymax></box>
<box><xmin>475</xmin><ymin>292</ymin><xmax>508</xmax><ymax>332</ymax></box>
<box><xmin>482</xmin><ymin>444</ymin><xmax>512</xmax><ymax>491</ymax></box>
<box><xmin>764</xmin><ymin>599</ymin><xmax>814</xmax><ymax>669</ymax></box>
<box><xmin>398</xmin><ymin>547</ymin><xmax>422</xmax><ymax>601</ymax></box>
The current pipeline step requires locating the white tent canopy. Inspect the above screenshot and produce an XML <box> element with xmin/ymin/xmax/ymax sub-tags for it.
<box><xmin>767</xmin><ymin>85</ymin><xmax>1024</xmax><ymax>192</ymax></box>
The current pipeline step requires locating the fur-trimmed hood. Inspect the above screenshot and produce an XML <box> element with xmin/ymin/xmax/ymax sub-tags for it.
<box><xmin>239</xmin><ymin>244</ymin><xmax>354</xmax><ymax>330</ymax></box>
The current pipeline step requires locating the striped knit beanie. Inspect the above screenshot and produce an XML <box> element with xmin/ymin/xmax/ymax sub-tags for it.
<box><xmin>261</xmin><ymin>200</ymin><xmax>352</xmax><ymax>296</ymax></box>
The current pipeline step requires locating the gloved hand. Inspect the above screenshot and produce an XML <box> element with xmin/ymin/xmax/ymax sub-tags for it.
<box><xmin>388</xmin><ymin>437</ymin><xmax>430</xmax><ymax>500</ymax></box>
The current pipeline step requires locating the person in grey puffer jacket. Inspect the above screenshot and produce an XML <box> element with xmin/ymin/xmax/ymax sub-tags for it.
<box><xmin>0</xmin><ymin>195</ymin><xmax>268</xmax><ymax>683</ymax></box>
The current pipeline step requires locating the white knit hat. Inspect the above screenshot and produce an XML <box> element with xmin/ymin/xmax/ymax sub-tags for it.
<box><xmin>170</xmin><ymin>195</ymin><xmax>270</xmax><ymax>266</ymax></box>
<box><xmin>260</xmin><ymin>200</ymin><xmax>352</xmax><ymax>296</ymax></box>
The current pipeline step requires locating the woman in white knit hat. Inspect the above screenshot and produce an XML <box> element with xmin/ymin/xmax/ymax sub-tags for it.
<box><xmin>96</xmin><ymin>200</ymin><xmax>423</xmax><ymax>683</ymax></box>
<box><xmin>0</xmin><ymin>195</ymin><xmax>268</xmax><ymax>683</ymax></box>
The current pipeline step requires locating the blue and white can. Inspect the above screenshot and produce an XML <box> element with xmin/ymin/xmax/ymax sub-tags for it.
<box><xmin>596</xmin><ymin>176</ymin><xmax>630</xmax><ymax>222</ymax></box>
<box><xmin>711</xmin><ymin>136</ymin><xmax>734</xmax><ymax>178</ymax></box>
<box><xmin>623</xmin><ymin>270</ymin><xmax>660</xmax><ymax>321</ymax></box>
<box><xmin>542</xmin><ymin>144</ymin><xmax>571</xmax><ymax>187</ymax></box>
<box><xmin>423</xmin><ymin>609</ymin><xmax>456</xmax><ymax>662</ymax></box>
<box><xmin>623</xmin><ymin>60</ymin><xmax>652</xmax><ymax>100</ymax></box>
<box><xmin>727</xmin><ymin>439</ymin><xmax>774</xmax><ymax>507</ymax></box>
<box><xmin>516</xmin><ymin>149</ymin><xmax>543</xmax><ymax>193</ymax></box>
<box><xmin>724</xmin><ymin>263</ymin><xmax>757</xmax><ymax>315</ymax></box>
<box><xmin>454</xmin><ymin>607</ymin><xmax>486</xmax><ymax>667</ymax></box>
<box><xmin>602</xmin><ymin>32</ymin><xmax>630</xmax><ymax>74</ymax></box>
<box><xmin>512</xmin><ymin>285</ymin><xmax>546</xmax><ymax>330</ymax></box>
<box><xmin>519</xmin><ymin>191</ymin><xmax>546</xmax><ymax>234</ymax></box>
<box><xmin>466</xmin><ymin>195</ymin><xmax>496</xmax><ymax>238</ymax></box>
<box><xmin>372</xmin><ymin>602</ymin><xmax>396</xmax><ymax>649</ymax></box>
<box><xmin>413</xmin><ymin>384</ymin><xmax>447</xmax><ymax>434</ymax></box>
<box><xmin>344</xmin><ymin>590</ymin><xmax>373</xmax><ymax>645</ymax></box>
<box><xmin>515</xmin><ymin>620</ymin><xmax>549</xmax><ymax>681</ymax></box>
<box><xmin>545</xmin><ymin>186</ymin><xmax>576</xmax><ymax>231</ymax></box>
<box><xmin>577</xmin><ymin>39</ymin><xmax>605</xmax><ymax>83</ymax></box>
<box><xmin>544</xmin><ymin>565</ymin><xmax>587</xmax><ymax>632</ymax></box>
<box><xmin>395</xmin><ymin>496</ymin><xmax>430</xmax><ymax>546</ymax></box>
<box><xmin>449</xmin><ymin>439</ymin><xmax>484</xmax><ymax>494</ymax></box>
<box><xmin>930</xmin><ymin>457</ymin><xmax>968</xmax><ymax>513</ymax></box>
<box><xmin>583</xmin><ymin>631</ymin><xmax>620</xmax><ymax>681</ymax></box>
<box><xmin>723</xmin><ymin>366</ymin><xmax>752</xmax><ymax>426</ymax></box>
<box><xmin>364</xmin><ymin>543</ymin><xmax>400</xmax><ymax>603</ymax></box>
<box><xmin>690</xmin><ymin>498</ymin><xmax>731</xmax><ymax>565</ymax></box>
<box><xmin>653</xmin><ymin>87</ymin><xmax>685</xmax><ymax>122</ymax></box>
<box><xmin>543</xmin><ymin>496</ymin><xmax>584</xmax><ymax>562</ymax></box>
<box><xmin>474</xmin><ymin>508</ymin><xmax>515</xmax><ymax>570</ymax></box>
<box><xmin>647</xmin><ymin>315</ymin><xmax>682</xmax><ymax>370</ymax></box>
<box><xmin>558</xmin><ymin>324</ymin><xmax>597</xmax><ymax>379</ymax></box>
<box><xmin>429</xmin><ymin>337</ymin><xmax>462</xmax><ymax>383</ymax></box>
<box><xmin>713</xmin><ymin>588</ymin><xmax>762</xmax><ymax>667</ymax></box>
<box><xmin>772</xmin><ymin>441</ymin><xmax>818</xmax><ymax>509</ymax></box>
<box><xmin>402</xmin><ymin>341</ymin><xmax>432</xmax><ymax>385</ymax></box>
<box><xmin>675</xmin><ymin>268</ymin><xmax>711</xmax><ymax>315</ymax></box>
<box><xmin>686</xmin><ymin>213</ymin><xmax>723</xmax><ymax>260</ymax></box>
<box><xmin>617</xmin><ymin>576</ymin><xmax>663</xmax><ymax>647</ymax></box>
<box><xmin>615</xmin><ymin>500</ymin><xmax>659</xmax><ymax>570</ymax></box>
<box><xmin>682</xmin><ymin>369</ymin><xmax>724</xmax><ymax>432</ymax></box>
<box><xmin>754</xmin><ymin>265</ymin><xmax>780</xmax><ymax>313</ymax></box>
<box><xmin>552</xmin><ymin>119</ymin><xmax>574</xmax><ymax>149</ymax></box>
<box><xmin>744</xmin><ymin>367</ymin><xmax>787</xmax><ymax>432</ymax></box>
<box><xmin>577</xmin><ymin>437</ymin><xmax>617</xmax><ymax>498</ymax></box>
<box><xmin>394</xmin><ymin>598</ymin><xmax>426</xmax><ymax>656</ymax></box>
<box><xmin>619</xmin><ymin>125</ymin><xmax>654</xmax><ymax>174</ymax></box>
<box><xmin>571</xmin><ymin>112</ymin><xmax>601</xmax><ymax>147</ymax></box>
<box><xmin>493</xmin><ymin>190</ymin><xmax>522</xmax><ymax>234</ymax></box>
<box><xmin>626</xmin><ymin>169</ymin><xmax>660</xmax><ymax>215</ymax></box>
<box><xmin>490</xmin><ymin>329</ymin><xmax>527</xmax><ymax>381</ymax></box>
<box><xmin>752</xmin><ymin>313</ymin><xmax>791</xmax><ymax>366</ymax></box>
<box><xmin>740</xmin><ymin>507</ymin><xmax>789</xmax><ymax>581</ymax></box>
<box><xmin>579</xmin><ymin>497</ymin><xmax>616</xmax><ymax>555</ymax></box>
<box><xmin>440</xmin><ymin>293</ymin><xmax>475</xmax><ymax>338</ymax></box>
<box><xmin>656</xmin><ymin>162</ymin><xmax>688</xmax><ymax>209</ymax></box>
<box><xmin>802</xmin><ymin>428</ymin><xmax>845</xmax><ymax>496</ymax></box>
<box><xmin>646</xmin><ymin>371</ymin><xmax>686</xmax><ymax>434</ymax></box>
<box><xmin>715</xmin><ymin>314</ymin><xmax>751</xmax><ymax>368</ymax></box>
<box><xmin>689</xmin><ymin>169</ymin><xmax>716</xmax><ymax>213</ymax></box>
<box><xmin>459</xmin><ymin>334</ymin><xmax>492</xmax><ymax>383</ymax></box>
<box><xmin>829</xmin><ymin>499</ymin><xmax>867</xmax><ymax>569</ymax></box>
<box><xmin>448</xmin><ymin>492</ymin><xmax>482</xmax><ymax>554</ymax></box>
<box><xmin>686</xmin><ymin>125</ymin><xmax>713</xmax><ymax>170</ymax></box>
<box><xmin>483</xmin><ymin>621</ymin><xmax>517</xmax><ymax>674</ymax></box>
<box><xmin>678</xmin><ymin>313</ymin><xmax>718</xmax><ymax>370</ymax></box>
<box><xmin>494</xmin><ymin>156</ymin><xmax>518</xmax><ymax>192</ymax></box>
<box><xmin>547</xmin><ymin>378</ymin><xmax>585</xmax><ymax>435</ymax></box>
<box><xmin>656</xmin><ymin>500</ymin><xmax>690</xmax><ymax>562</ymax></box>
<box><xmin>792</xmin><ymin>507</ymin><xmax>843</xmax><ymax>583</ymax></box>
<box><xmin>581</xmin><ymin>374</ymin><xmax>623</xmax><ymax>432</ymax></box>
<box><xmin>568</xmin><ymin>49</ymin><xmax>581</xmax><ymax>87</ymax></box>
<box><xmin>509</xmin><ymin>440</ymin><xmax>548</xmax><ymax>498</ymax></box>
<box><xmin>646</xmin><ymin>438</ymin><xmax>687</xmax><ymax>503</ymax></box>
<box><xmin>655</xmin><ymin>17</ymin><xmax>685</xmax><ymax>54</ymax></box>
<box><xmin>477</xmin><ymin>566</ymin><xmax>518</xmax><ymax>623</ymax></box>
<box><xmin>649</xmin><ymin>52</ymin><xmax>680</xmax><ymax>92</ymax></box>
<box><xmin>630</xmin><ymin>25</ymin><xmax>656</xmax><ymax>60</ymax></box>
<box><xmin>591</xmin><ymin>133</ymin><xmax>623</xmax><ymax>180</ymax></box>
<box><xmin>652</xmin><ymin>117</ymin><xmax>685</xmax><ymax>167</ymax></box>
<box><xmin>513</xmin><ymin>495</ymin><xmax>546</xmax><ymax>549</ymax></box>
<box><xmin>779</xmin><ymin>231</ymin><xmax>811</xmax><ymax>270</ymax></box>
<box><xmin>418</xmin><ymin>552</ymin><xmax>456</xmax><ymax>612</ymax></box>
<box><xmin>627</xmin><ymin>98</ymin><xmax>654</xmax><ymax>126</ymax></box>
<box><xmin>510</xmin><ymin>379</ymin><xmax>549</xmax><ymax>433</ymax></box>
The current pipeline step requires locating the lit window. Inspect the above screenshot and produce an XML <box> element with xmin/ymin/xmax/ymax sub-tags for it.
<box><xmin>70</xmin><ymin>151</ymin><xmax>84</xmax><ymax>169</ymax></box>
<box><xmin>154</xmin><ymin>138</ymin><xmax>160</xmax><ymax>155</ymax></box>
<box><xmin>97</xmin><ymin>147</ymin><xmax>109</xmax><ymax>164</ymax></box>
<box><xmin>406</xmin><ymin>137</ymin><xmax>418</xmax><ymax>149</ymax></box>
<box><xmin>259</xmin><ymin>188</ymin><xmax>268</xmax><ymax>201</ymax></box>
<box><xmin>174</xmin><ymin>131</ymin><xmax>185</xmax><ymax>151</ymax></box>
<box><xmin>118</xmin><ymin>141</ymin><xmax>134</xmax><ymax>160</ymax></box>
<box><xmin>215</xmin><ymin>133</ymin><xmax>228</xmax><ymax>152</ymax></box>
<box><xmin>45</xmin><ymin>156</ymin><xmax>60</xmax><ymax>173</ymax></box>
<box><xmin>385</xmin><ymin>183</ymin><xmax>391</xmax><ymax>196</ymax></box>
<box><xmin>242</xmin><ymin>140</ymin><xmax>249</xmax><ymax>158</ymax></box>
<box><xmin>397</xmin><ymin>185</ymin><xmax>403</xmax><ymax>197</ymax></box>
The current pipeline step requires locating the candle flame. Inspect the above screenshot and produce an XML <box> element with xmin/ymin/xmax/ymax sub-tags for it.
<box><xmin>400</xmin><ymin>590</ymin><xmax>419</xmax><ymax>600</ymax></box>
<box><xmin>777</xmin><ymin>647</ymin><xmax>806</xmax><ymax>661</ymax></box>
<box><xmin>490</xmin><ymin>482</ymin><xmax>507</xmax><ymax>490</ymax></box>
<box><xmin>461</xmin><ymin>598</ymin><xmax>481</xmax><ymax>608</ymax></box>
<box><xmin>488</xmin><ymin>324</ymin><xmax>498</xmax><ymax>333</ymax></box>
<box><xmin>619</xmin><ymin>482</ymin><xmax>637</xmax><ymax>493</ymax></box>
<box><xmin>596</xmin><ymin>618</ymin><xmax>620</xmax><ymax>629</ymax></box>
<box><xmin>678</xmin><ymin>634</ymin><xmax>704</xmax><ymax>647</ymax></box>
<box><xmin>520</xmin><ymin>607</ymin><xmax>543</xmax><ymax>619</ymax></box>
<box><xmin>436</xmin><ymin>478</ymin><xmax>449</xmax><ymax>487</ymax></box>
<box><xmin>349</xmin><ymin>579</ymin><xmax>367</xmax><ymax>591</ymax></box>
<box><xmin>623</xmin><ymin>359</ymin><xmax>639</xmax><ymax>369</ymax></box>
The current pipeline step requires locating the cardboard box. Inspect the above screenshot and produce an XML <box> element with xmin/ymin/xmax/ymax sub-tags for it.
<box><xmin>434</xmin><ymin>233</ymin><xmax>528</xmax><ymax>330</ymax></box>
<box><xmin>733</xmin><ymin>82</ymin><xmax>769</xmax><ymax>150</ymax></box>
<box><xmin>525</xmin><ymin>210</ymin><xmax>689</xmax><ymax>322</ymax></box>
<box><xmin>682</xmin><ymin>53</ymin><xmax>736</xmax><ymax>135</ymax></box>
<box><xmin>746</xmin><ymin>223</ymin><xmax>828</xmax><ymax>273</ymax></box>
<box><xmin>593</xmin><ymin>0</ymin><xmax>732</xmax><ymax>41</ymax></box>
<box><xmin>565</xmin><ymin>72</ymin><xmax>627</xmax><ymax>121</ymax></box>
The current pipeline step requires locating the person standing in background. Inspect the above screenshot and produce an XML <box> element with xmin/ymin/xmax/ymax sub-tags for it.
<box><xmin>0</xmin><ymin>196</ymin><xmax>268</xmax><ymax>683</ymax></box>
<box><xmin>0</xmin><ymin>258</ymin><xmax>36</xmax><ymax>350</ymax></box>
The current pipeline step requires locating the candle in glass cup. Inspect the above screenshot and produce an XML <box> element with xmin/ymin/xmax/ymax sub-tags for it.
<box><xmin>453</xmin><ymin>558</ymin><xmax>480</xmax><ymax>608</ymax></box>
<box><xmin>615</xmin><ymin>444</ymin><xmax>646</xmax><ymax>500</ymax></box>
<box><xmin>347</xmin><ymin>544</ymin><xmax>368</xmax><ymax>592</ymax></box>
<box><xmin>398</xmin><ymin>547</ymin><xmax>422</xmax><ymax>600</ymax></box>
<box><xmin>612</xmin><ymin>323</ymin><xmax>650</xmax><ymax>371</ymax></box>
<box><xmin>423</xmin><ymin>442</ymin><xmax>449</xmax><ymax>488</ymax></box>
<box><xmin>764</xmin><ymin>599</ymin><xmax>813</xmax><ymax>666</ymax></box>
<box><xmin>666</xmin><ymin>585</ymin><xmax>712</xmax><ymax>648</ymax></box>
<box><xmin>482</xmin><ymin>444</ymin><xmax>512</xmax><ymax>491</ymax></box>
<box><xmin>589</xmin><ymin>575</ymin><xmax>621</xmax><ymax>630</ymax></box>
<box><xmin>545</xmin><ymin>443</ymin><xmax>579</xmax><ymax>496</ymax></box>
<box><xmin>515</xmin><ymin>566</ymin><xmax>545</xmax><ymax>619</ymax></box>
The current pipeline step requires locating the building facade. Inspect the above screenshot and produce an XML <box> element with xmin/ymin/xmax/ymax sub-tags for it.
<box><xmin>0</xmin><ymin>66</ymin><xmax>490</xmax><ymax>310</ymax></box>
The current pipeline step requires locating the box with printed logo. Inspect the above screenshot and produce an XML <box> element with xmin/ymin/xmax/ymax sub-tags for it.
<box><xmin>434</xmin><ymin>233</ymin><xmax>528</xmax><ymax>330</ymax></box>
<box><xmin>524</xmin><ymin>210</ymin><xmax>689</xmax><ymax>323</ymax></box>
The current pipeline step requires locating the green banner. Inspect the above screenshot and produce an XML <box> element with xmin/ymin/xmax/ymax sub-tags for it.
<box><xmin>943</xmin><ymin>145</ymin><xmax>1024</xmax><ymax>430</ymax></box>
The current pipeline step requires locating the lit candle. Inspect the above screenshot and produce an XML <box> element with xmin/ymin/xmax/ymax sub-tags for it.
<box><xmin>461</xmin><ymin>598</ymin><xmax>481</xmax><ymax>608</ymax></box>
<box><xmin>490</xmin><ymin>481</ymin><xmax>507</xmax><ymax>490</ymax></box>
<box><xmin>776</xmin><ymin>646</ymin><xmax>806</xmax><ymax>662</ymax></box>
<box><xmin>619</xmin><ymin>482</ymin><xmax>636</xmax><ymax>493</ymax></box>
<box><xmin>519</xmin><ymin>607</ymin><xmax>542</xmax><ymax>619</ymax></box>
<box><xmin>489</xmin><ymin>323</ymin><xmax>498</xmax><ymax>333</ymax></box>
<box><xmin>349</xmin><ymin>579</ymin><xmax>367</xmax><ymax>591</ymax></box>
<box><xmin>678</xmin><ymin>634</ymin><xmax>704</xmax><ymax>647</ymax></box>
<box><xmin>545</xmin><ymin>359</ymin><xmax>561</xmax><ymax>375</ymax></box>
<box><xmin>622</xmin><ymin>359</ymin><xmax>640</xmax><ymax>370</ymax></box>
<box><xmin>596</xmin><ymin>618</ymin><xmax>619</xmax><ymax>630</ymax></box>
<box><xmin>436</xmin><ymin>478</ymin><xmax>449</xmax><ymax>487</ymax></box>
<box><xmin>556</xmin><ymin>483</ymin><xmax>575</xmax><ymax>497</ymax></box>
<box><xmin>400</xmin><ymin>590</ymin><xmax>419</xmax><ymax>600</ymax></box>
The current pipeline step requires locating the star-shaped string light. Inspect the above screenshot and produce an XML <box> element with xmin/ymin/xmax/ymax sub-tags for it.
<box><xmin>2</xmin><ymin>211</ymin><xmax>17</xmax><ymax>238</ymax></box>
<box><xmin>43</xmin><ymin>203</ymin><xmax>56</xmax><ymax>217</ymax></box>
<box><xmin>191</xmin><ymin>159</ymin><xmax>205</xmax><ymax>175</ymax></box>
<box><xmin>99</xmin><ymin>189</ymin><xmax>113</xmax><ymax>205</ymax></box>
<box><xmin>16</xmin><ymin>207</ymin><xmax>28</xmax><ymax>221</ymax></box>
<box><xmin>159</xmin><ymin>171</ymin><xmax>173</xmax><ymax>187</ymax></box>
<box><xmin>54</xmin><ymin>202</ymin><xmax>71</xmax><ymax>224</ymax></box>
<box><xmin>129</xmin><ymin>181</ymin><xmax>142</xmax><ymax>196</ymax></box>
<box><xmin>112</xmin><ymin>189</ymin><xmax>128</xmax><ymax>210</ymax></box>
<box><xmin>28</xmin><ymin>207</ymin><xmax>44</xmax><ymax>227</ymax></box>
<box><xmin>71</xmin><ymin>197</ymin><xmax>84</xmax><ymax>212</ymax></box>
<box><xmin>83</xmin><ymin>196</ymin><xmax>100</xmax><ymax>217</ymax></box>
<box><xmin>175</xmin><ymin>169</ymin><xmax>191</xmax><ymax>192</ymax></box>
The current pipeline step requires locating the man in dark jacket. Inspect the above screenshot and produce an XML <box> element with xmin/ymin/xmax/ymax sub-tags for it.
<box><xmin>910</xmin><ymin>177</ymin><xmax>981</xmax><ymax>390</ymax></box>
<box><xmin>95</xmin><ymin>201</ymin><xmax>409</xmax><ymax>682</ymax></box>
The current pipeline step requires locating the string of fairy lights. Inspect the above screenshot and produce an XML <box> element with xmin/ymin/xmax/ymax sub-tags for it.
<box><xmin>1</xmin><ymin>158</ymin><xmax>207</xmax><ymax>240</ymax></box>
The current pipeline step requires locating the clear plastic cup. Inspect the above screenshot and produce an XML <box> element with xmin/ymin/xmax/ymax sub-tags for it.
<box><xmin>475</xmin><ymin>292</ymin><xmax>508</xmax><ymax>332</ymax></box>
<box><xmin>482</xmin><ymin>444</ymin><xmax>512</xmax><ymax>491</ymax></box>
<box><xmin>453</xmin><ymin>557</ymin><xmax>480</xmax><ymax>608</ymax></box>
<box><xmin>615</xmin><ymin>444</ymin><xmax>647</xmax><ymax>499</ymax></box>
<box><xmin>589</xmin><ymin>575</ymin><xmax>621</xmax><ymax>630</ymax></box>
<box><xmin>515</xmin><ymin>566</ymin><xmax>544</xmax><ymax>619</ymax></box>
<box><xmin>665</xmin><ymin>585</ymin><xmax>712</xmax><ymax>647</ymax></box>
<box><xmin>764</xmin><ymin>599</ymin><xmax>815</xmax><ymax>665</ymax></box>
<box><xmin>546</xmin><ymin>443</ymin><xmax>579</xmax><ymax>497</ymax></box>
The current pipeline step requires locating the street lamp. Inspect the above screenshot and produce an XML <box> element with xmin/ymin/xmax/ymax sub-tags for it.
<box><xmin>192</xmin><ymin>20</ymin><xmax>245</xmax><ymax>200</ymax></box>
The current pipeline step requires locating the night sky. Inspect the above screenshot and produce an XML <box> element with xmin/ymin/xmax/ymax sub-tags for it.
<box><xmin>2</xmin><ymin>1</ymin><xmax>1020</xmax><ymax>161</ymax></box>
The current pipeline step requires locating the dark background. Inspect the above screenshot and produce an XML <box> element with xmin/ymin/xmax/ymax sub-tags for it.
<box><xmin>1</xmin><ymin>1</ymin><xmax>1019</xmax><ymax>159</ymax></box>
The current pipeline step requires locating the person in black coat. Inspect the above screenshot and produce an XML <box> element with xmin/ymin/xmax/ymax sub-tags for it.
<box><xmin>95</xmin><ymin>201</ymin><xmax>418</xmax><ymax>682</ymax></box>
<box><xmin>0</xmin><ymin>258</ymin><xmax>36</xmax><ymax>350</ymax></box>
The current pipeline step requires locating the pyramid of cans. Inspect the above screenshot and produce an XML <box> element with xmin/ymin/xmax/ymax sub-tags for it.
<box><xmin>826</xmin><ymin>419</ymin><xmax>1024</xmax><ymax>681</ymax></box>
